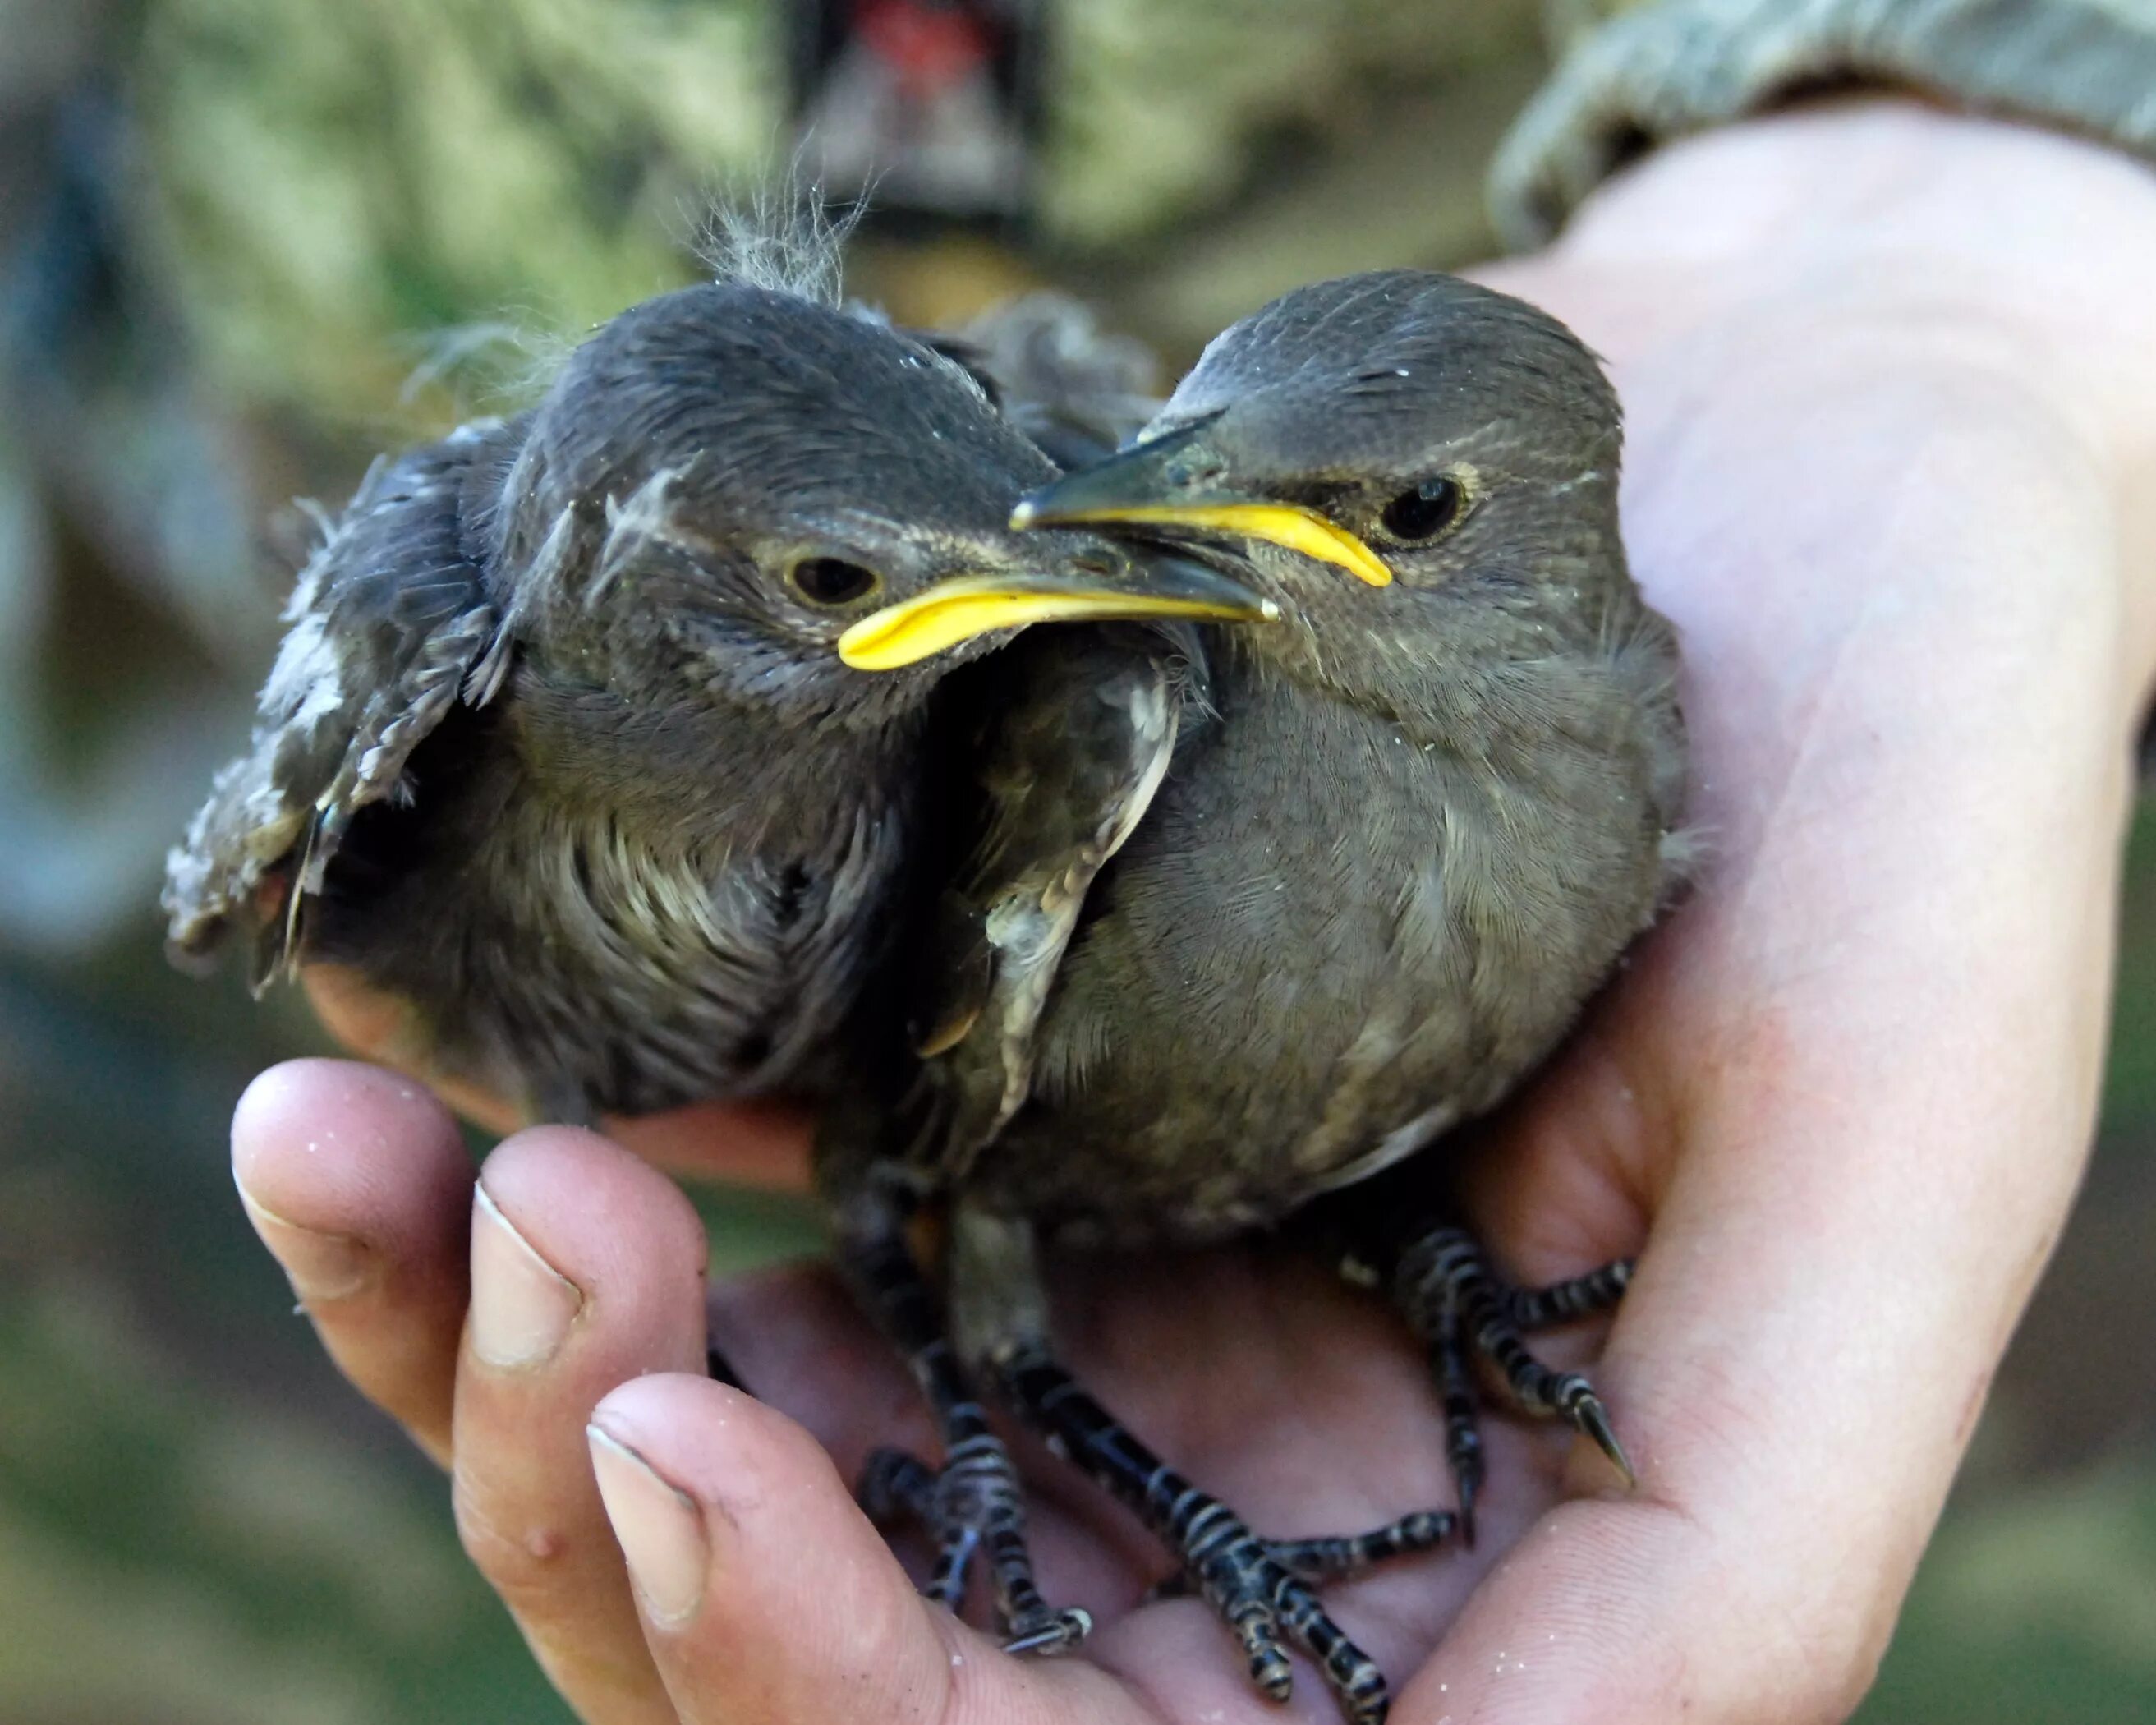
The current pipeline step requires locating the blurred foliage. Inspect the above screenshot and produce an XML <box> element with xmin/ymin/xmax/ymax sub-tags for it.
<box><xmin>0</xmin><ymin>2</ymin><xmax>2150</xmax><ymax>1719</ymax></box>
<box><xmin>136</xmin><ymin>0</ymin><xmax>783</xmax><ymax>434</ymax></box>
<box><xmin>127</xmin><ymin>0</ymin><xmax>1537</xmax><ymax>438</ymax></box>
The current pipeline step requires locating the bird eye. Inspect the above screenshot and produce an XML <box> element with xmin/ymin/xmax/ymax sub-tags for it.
<box><xmin>1380</xmin><ymin>477</ymin><xmax>1464</xmax><ymax>542</ymax></box>
<box><xmin>788</xmin><ymin>557</ymin><xmax>882</xmax><ymax>606</ymax></box>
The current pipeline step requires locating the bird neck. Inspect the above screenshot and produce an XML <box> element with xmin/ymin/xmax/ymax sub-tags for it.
<box><xmin>1225</xmin><ymin>576</ymin><xmax>1648</xmax><ymax>755</ymax></box>
<box><xmin>503</xmin><ymin>661</ymin><xmax>931</xmax><ymax>853</ymax></box>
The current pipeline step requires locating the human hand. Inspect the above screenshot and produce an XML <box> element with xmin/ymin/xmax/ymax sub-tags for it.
<box><xmin>234</xmin><ymin>99</ymin><xmax>2156</xmax><ymax>1723</ymax></box>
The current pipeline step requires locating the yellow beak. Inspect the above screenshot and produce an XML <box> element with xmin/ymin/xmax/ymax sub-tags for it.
<box><xmin>838</xmin><ymin>564</ymin><xmax>1279</xmax><ymax>672</ymax></box>
<box><xmin>1011</xmin><ymin>497</ymin><xmax>1392</xmax><ymax>588</ymax></box>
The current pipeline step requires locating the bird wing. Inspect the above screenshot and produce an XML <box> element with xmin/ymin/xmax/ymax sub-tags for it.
<box><xmin>920</xmin><ymin>293</ymin><xmax>1161</xmax><ymax>471</ymax></box>
<box><xmin>913</xmin><ymin>623</ymin><xmax>1202</xmax><ymax>1179</ymax></box>
<box><xmin>162</xmin><ymin>421</ymin><xmax>513</xmax><ymax>991</ymax></box>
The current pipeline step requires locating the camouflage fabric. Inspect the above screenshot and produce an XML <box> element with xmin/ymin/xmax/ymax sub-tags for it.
<box><xmin>124</xmin><ymin>1</ymin><xmax>1551</xmax><ymax>431</ymax></box>
<box><xmin>131</xmin><ymin>0</ymin><xmax>2156</xmax><ymax>432</ymax></box>
<box><xmin>1496</xmin><ymin>0</ymin><xmax>2156</xmax><ymax>246</ymax></box>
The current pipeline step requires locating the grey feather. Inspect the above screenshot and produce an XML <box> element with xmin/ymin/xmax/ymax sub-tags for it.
<box><xmin>913</xmin><ymin>624</ymin><xmax>1198</xmax><ymax>1176</ymax></box>
<box><xmin>935</xmin><ymin>295</ymin><xmax>1162</xmax><ymax>470</ymax></box>
<box><xmin>162</xmin><ymin>421</ymin><xmax>512</xmax><ymax>991</ymax></box>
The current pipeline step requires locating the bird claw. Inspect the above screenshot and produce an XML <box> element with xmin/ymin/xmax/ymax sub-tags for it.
<box><xmin>1184</xmin><ymin>1534</ymin><xmax>1388</xmax><ymax>1723</ymax></box>
<box><xmin>1569</xmin><ymin>1387</ymin><xmax>1636</xmax><ymax>1488</ymax></box>
<box><xmin>1394</xmin><ymin>1225</ymin><xmax>1639</xmax><ymax>1521</ymax></box>
<box><xmin>1001</xmin><ymin>1607</ymin><xmax>1092</xmax><ymax>1657</ymax></box>
<box><xmin>996</xmin><ymin>1346</ymin><xmax>1404</xmax><ymax>1723</ymax></box>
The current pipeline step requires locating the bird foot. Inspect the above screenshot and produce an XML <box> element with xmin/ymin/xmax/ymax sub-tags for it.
<box><xmin>1393</xmin><ymin>1225</ymin><xmax>1637</xmax><ymax>1536</ymax></box>
<box><xmin>997</xmin><ymin>1345</ymin><xmax>1418</xmax><ymax>1725</ymax></box>
<box><xmin>1145</xmin><ymin>1506</ymin><xmax>1455</xmax><ymax>1599</ymax></box>
<box><xmin>1146</xmin><ymin>1496</ymin><xmax>1395</xmax><ymax>1723</ymax></box>
<box><xmin>857</xmin><ymin>1444</ymin><xmax>1092</xmax><ymax>1655</ymax></box>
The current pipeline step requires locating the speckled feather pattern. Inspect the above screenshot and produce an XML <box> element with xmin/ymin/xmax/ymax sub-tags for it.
<box><xmin>163</xmin><ymin>255</ymin><xmax>1119</xmax><ymax>1121</ymax></box>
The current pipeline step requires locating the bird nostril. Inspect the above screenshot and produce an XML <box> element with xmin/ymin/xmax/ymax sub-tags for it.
<box><xmin>1072</xmin><ymin>553</ymin><xmax>1121</xmax><ymax>578</ymax></box>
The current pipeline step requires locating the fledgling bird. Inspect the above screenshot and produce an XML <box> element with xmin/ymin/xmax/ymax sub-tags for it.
<box><xmin>867</xmin><ymin>269</ymin><xmax>1688</xmax><ymax>1723</ymax></box>
<box><xmin>163</xmin><ymin>246</ymin><xmax>1289</xmax><ymax>1674</ymax></box>
<box><xmin>162</xmin><ymin>267</ymin><xmax>1271</xmax><ymax>1128</ymax></box>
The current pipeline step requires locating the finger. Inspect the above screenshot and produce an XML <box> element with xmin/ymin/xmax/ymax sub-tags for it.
<box><xmin>586</xmin><ymin>1374</ymin><xmax>1160</xmax><ymax>1725</ymax></box>
<box><xmin>605</xmin><ymin>1098</ymin><xmax>813</xmax><ymax>1190</ymax></box>
<box><xmin>453</xmin><ymin>1129</ymin><xmax>709</xmax><ymax>1725</ymax></box>
<box><xmin>231</xmin><ymin>1058</ymin><xmax>473</xmax><ymax>1461</ymax></box>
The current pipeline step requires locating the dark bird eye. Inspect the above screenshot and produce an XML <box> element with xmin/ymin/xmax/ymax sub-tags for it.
<box><xmin>788</xmin><ymin>557</ymin><xmax>881</xmax><ymax>606</ymax></box>
<box><xmin>1381</xmin><ymin>477</ymin><xmax>1463</xmax><ymax>541</ymax></box>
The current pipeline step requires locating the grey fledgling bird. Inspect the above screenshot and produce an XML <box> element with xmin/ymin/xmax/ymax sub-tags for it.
<box><xmin>871</xmin><ymin>269</ymin><xmax>1688</xmax><ymax>1723</ymax></box>
<box><xmin>162</xmin><ymin>270</ymin><xmax>1271</xmax><ymax>1127</ymax></box>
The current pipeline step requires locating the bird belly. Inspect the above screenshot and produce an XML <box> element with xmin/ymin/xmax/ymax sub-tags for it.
<box><xmin>957</xmin><ymin>678</ymin><xmax>1666</xmax><ymax>1244</ymax></box>
<box><xmin>317</xmin><ymin>793</ymin><xmax>903</xmax><ymax>1120</ymax></box>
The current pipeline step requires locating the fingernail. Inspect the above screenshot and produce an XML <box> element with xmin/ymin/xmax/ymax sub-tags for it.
<box><xmin>236</xmin><ymin>1180</ymin><xmax>371</xmax><ymax>1301</ymax></box>
<box><xmin>588</xmin><ymin>1424</ymin><xmax>708</xmax><ymax>1625</ymax></box>
<box><xmin>469</xmin><ymin>1184</ymin><xmax>582</xmax><ymax>1368</ymax></box>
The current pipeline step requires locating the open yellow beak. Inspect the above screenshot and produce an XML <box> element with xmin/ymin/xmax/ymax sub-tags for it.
<box><xmin>838</xmin><ymin>564</ymin><xmax>1279</xmax><ymax>672</ymax></box>
<box><xmin>1012</xmin><ymin>498</ymin><xmax>1392</xmax><ymax>588</ymax></box>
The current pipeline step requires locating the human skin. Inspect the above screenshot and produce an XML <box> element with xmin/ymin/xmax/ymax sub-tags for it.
<box><xmin>229</xmin><ymin>99</ymin><xmax>2156</xmax><ymax>1724</ymax></box>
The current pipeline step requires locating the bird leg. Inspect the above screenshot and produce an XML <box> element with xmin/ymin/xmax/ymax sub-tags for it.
<box><xmin>1391</xmin><ymin>1224</ymin><xmax>1634</xmax><ymax>1541</ymax></box>
<box><xmin>831</xmin><ymin>1177</ymin><xmax>1092</xmax><ymax>1655</ymax></box>
<box><xmin>1504</xmin><ymin>1256</ymin><xmax>1633</xmax><ymax>1329</ymax></box>
<box><xmin>954</xmin><ymin>1208</ymin><xmax>1450</xmax><ymax>1725</ymax></box>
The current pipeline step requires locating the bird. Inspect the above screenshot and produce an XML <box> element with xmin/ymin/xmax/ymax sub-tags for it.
<box><xmin>853</xmin><ymin>268</ymin><xmax>1689</xmax><ymax>1723</ymax></box>
<box><xmin>162</xmin><ymin>258</ymin><xmax>1273</xmax><ymax>1130</ymax></box>
<box><xmin>164</xmin><ymin>226</ymin><xmax>1281</xmax><ymax>1663</ymax></box>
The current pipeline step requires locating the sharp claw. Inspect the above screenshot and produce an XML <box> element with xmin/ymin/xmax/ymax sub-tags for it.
<box><xmin>1573</xmin><ymin>1394</ymin><xmax>1636</xmax><ymax>1488</ymax></box>
<box><xmin>1002</xmin><ymin>1608</ymin><xmax>1092</xmax><ymax>1658</ymax></box>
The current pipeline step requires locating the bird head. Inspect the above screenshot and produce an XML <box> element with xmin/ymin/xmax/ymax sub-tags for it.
<box><xmin>1010</xmin><ymin>271</ymin><xmax>1629</xmax><ymax>697</ymax></box>
<box><xmin>494</xmin><ymin>283</ymin><xmax>1271</xmax><ymax>727</ymax></box>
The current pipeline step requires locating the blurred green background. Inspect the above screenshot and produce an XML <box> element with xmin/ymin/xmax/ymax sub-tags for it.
<box><xmin>1</xmin><ymin>2</ymin><xmax>2151</xmax><ymax>1720</ymax></box>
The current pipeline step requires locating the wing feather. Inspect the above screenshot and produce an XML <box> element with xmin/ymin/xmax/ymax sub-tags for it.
<box><xmin>163</xmin><ymin>421</ymin><xmax>517</xmax><ymax>989</ymax></box>
<box><xmin>922</xmin><ymin>293</ymin><xmax>1161</xmax><ymax>471</ymax></box>
<box><xmin>917</xmin><ymin>624</ymin><xmax>1203</xmax><ymax>1176</ymax></box>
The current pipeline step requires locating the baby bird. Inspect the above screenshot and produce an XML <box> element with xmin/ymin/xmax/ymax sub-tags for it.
<box><xmin>164</xmin><ymin>269</ymin><xmax>1268</xmax><ymax>1126</ymax></box>
<box><xmin>873</xmin><ymin>269</ymin><xmax>1686</xmax><ymax>1723</ymax></box>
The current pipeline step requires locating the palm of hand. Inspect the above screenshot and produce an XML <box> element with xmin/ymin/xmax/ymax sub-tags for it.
<box><xmin>708</xmin><ymin>1185</ymin><xmax>1633</xmax><ymax>1722</ymax></box>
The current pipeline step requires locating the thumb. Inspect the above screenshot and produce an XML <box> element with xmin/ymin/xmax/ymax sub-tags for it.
<box><xmin>586</xmin><ymin>1374</ymin><xmax>1153</xmax><ymax>1725</ymax></box>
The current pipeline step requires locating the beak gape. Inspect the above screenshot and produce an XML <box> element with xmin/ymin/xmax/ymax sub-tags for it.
<box><xmin>839</xmin><ymin>559</ymin><xmax>1279</xmax><ymax>672</ymax></box>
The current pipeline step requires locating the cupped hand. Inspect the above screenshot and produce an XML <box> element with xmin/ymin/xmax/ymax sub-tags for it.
<box><xmin>231</xmin><ymin>101</ymin><xmax>2156</xmax><ymax>1725</ymax></box>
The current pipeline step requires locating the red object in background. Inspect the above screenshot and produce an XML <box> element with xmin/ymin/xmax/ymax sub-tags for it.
<box><xmin>790</xmin><ymin>0</ymin><xmax>1042</xmax><ymax>227</ymax></box>
<box><xmin>855</xmin><ymin>0</ymin><xmax>995</xmax><ymax>100</ymax></box>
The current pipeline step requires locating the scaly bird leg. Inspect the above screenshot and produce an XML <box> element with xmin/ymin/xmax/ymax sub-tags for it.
<box><xmin>997</xmin><ymin>1343</ymin><xmax>1401</xmax><ymax>1724</ymax></box>
<box><xmin>1142</xmin><ymin>1508</ymin><xmax>1455</xmax><ymax>1602</ymax></box>
<box><xmin>1391</xmin><ymin>1225</ymin><xmax>1636</xmax><ymax>1530</ymax></box>
<box><xmin>833</xmin><ymin>1182</ymin><xmax>1090</xmax><ymax>1655</ymax></box>
<box><xmin>954</xmin><ymin>1208</ymin><xmax>1450</xmax><ymax>1725</ymax></box>
<box><xmin>1506</xmin><ymin>1257</ymin><xmax>1633</xmax><ymax>1329</ymax></box>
